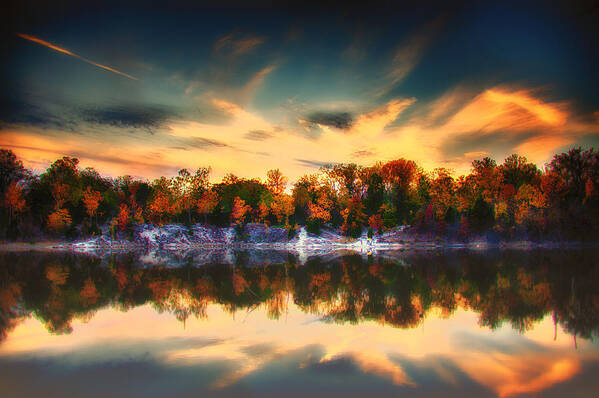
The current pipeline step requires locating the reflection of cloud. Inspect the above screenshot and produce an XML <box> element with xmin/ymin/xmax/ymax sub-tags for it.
<box><xmin>17</xmin><ymin>33</ymin><xmax>138</xmax><ymax>80</ymax></box>
<box><xmin>2</xmin><ymin>304</ymin><xmax>595</xmax><ymax>397</ymax></box>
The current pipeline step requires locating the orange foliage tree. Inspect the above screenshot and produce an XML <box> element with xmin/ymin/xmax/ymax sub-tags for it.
<box><xmin>52</xmin><ymin>182</ymin><xmax>70</xmax><ymax>209</ymax></box>
<box><xmin>266</xmin><ymin>169</ymin><xmax>288</xmax><ymax>195</ymax></box>
<box><xmin>117</xmin><ymin>203</ymin><xmax>130</xmax><ymax>231</ymax></box>
<box><xmin>47</xmin><ymin>208</ymin><xmax>72</xmax><ymax>233</ymax></box>
<box><xmin>197</xmin><ymin>190</ymin><xmax>218</xmax><ymax>223</ymax></box>
<box><xmin>149</xmin><ymin>191</ymin><xmax>175</xmax><ymax>225</ymax></box>
<box><xmin>4</xmin><ymin>181</ymin><xmax>26</xmax><ymax>226</ymax></box>
<box><xmin>231</xmin><ymin>196</ymin><xmax>251</xmax><ymax>224</ymax></box>
<box><xmin>258</xmin><ymin>201</ymin><xmax>269</xmax><ymax>224</ymax></box>
<box><xmin>308</xmin><ymin>193</ymin><xmax>332</xmax><ymax>224</ymax></box>
<box><xmin>82</xmin><ymin>186</ymin><xmax>102</xmax><ymax>225</ymax></box>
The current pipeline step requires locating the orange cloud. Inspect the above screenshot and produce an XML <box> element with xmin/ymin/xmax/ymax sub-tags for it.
<box><xmin>17</xmin><ymin>33</ymin><xmax>138</xmax><ymax>80</ymax></box>
<box><xmin>513</xmin><ymin>134</ymin><xmax>574</xmax><ymax>165</ymax></box>
<box><xmin>379</xmin><ymin>85</ymin><xmax>599</xmax><ymax>174</ymax></box>
<box><xmin>443</xmin><ymin>87</ymin><xmax>568</xmax><ymax>133</ymax></box>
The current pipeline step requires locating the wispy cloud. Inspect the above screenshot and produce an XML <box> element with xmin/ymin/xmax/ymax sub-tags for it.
<box><xmin>375</xmin><ymin>15</ymin><xmax>447</xmax><ymax>97</ymax></box>
<box><xmin>81</xmin><ymin>104</ymin><xmax>175</xmax><ymax>131</ymax></box>
<box><xmin>239</xmin><ymin>64</ymin><xmax>278</xmax><ymax>103</ymax></box>
<box><xmin>16</xmin><ymin>33</ymin><xmax>139</xmax><ymax>80</ymax></box>
<box><xmin>213</xmin><ymin>31</ymin><xmax>265</xmax><ymax>57</ymax></box>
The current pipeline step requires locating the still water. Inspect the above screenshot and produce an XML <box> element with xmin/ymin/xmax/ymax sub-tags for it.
<box><xmin>1</xmin><ymin>249</ymin><xmax>598</xmax><ymax>397</ymax></box>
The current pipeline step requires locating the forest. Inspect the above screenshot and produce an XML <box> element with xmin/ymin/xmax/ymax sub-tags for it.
<box><xmin>1</xmin><ymin>146</ymin><xmax>598</xmax><ymax>241</ymax></box>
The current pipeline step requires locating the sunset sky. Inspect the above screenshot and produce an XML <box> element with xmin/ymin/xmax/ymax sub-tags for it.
<box><xmin>2</xmin><ymin>1</ymin><xmax>598</xmax><ymax>182</ymax></box>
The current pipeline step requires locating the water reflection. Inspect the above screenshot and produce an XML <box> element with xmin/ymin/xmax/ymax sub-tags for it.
<box><xmin>0</xmin><ymin>250</ymin><xmax>598</xmax><ymax>397</ymax></box>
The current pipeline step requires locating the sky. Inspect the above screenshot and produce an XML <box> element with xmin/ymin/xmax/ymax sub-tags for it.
<box><xmin>1</xmin><ymin>0</ymin><xmax>599</xmax><ymax>182</ymax></box>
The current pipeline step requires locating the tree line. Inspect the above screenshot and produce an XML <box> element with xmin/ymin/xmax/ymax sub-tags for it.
<box><xmin>1</xmin><ymin>146</ymin><xmax>598</xmax><ymax>240</ymax></box>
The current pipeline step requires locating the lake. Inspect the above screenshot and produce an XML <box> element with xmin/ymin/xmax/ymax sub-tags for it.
<box><xmin>1</xmin><ymin>249</ymin><xmax>598</xmax><ymax>397</ymax></box>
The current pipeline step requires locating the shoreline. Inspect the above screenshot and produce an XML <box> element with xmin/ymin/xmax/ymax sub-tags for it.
<box><xmin>1</xmin><ymin>239</ymin><xmax>595</xmax><ymax>254</ymax></box>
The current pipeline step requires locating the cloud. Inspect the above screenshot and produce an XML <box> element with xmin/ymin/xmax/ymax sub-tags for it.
<box><xmin>307</xmin><ymin>111</ymin><xmax>354</xmax><ymax>130</ymax></box>
<box><xmin>81</xmin><ymin>104</ymin><xmax>176</xmax><ymax>131</ymax></box>
<box><xmin>375</xmin><ymin>15</ymin><xmax>447</xmax><ymax>97</ymax></box>
<box><xmin>350</xmin><ymin>98</ymin><xmax>416</xmax><ymax>139</ymax></box>
<box><xmin>239</xmin><ymin>64</ymin><xmax>278</xmax><ymax>103</ymax></box>
<box><xmin>0</xmin><ymin>96</ymin><xmax>77</xmax><ymax>131</ymax></box>
<box><xmin>442</xmin><ymin>87</ymin><xmax>569</xmax><ymax>134</ymax></box>
<box><xmin>513</xmin><ymin>135</ymin><xmax>574</xmax><ymax>165</ymax></box>
<box><xmin>295</xmin><ymin>158</ymin><xmax>331</xmax><ymax>169</ymax></box>
<box><xmin>376</xmin><ymin>85</ymin><xmax>599</xmax><ymax>173</ymax></box>
<box><xmin>351</xmin><ymin>149</ymin><xmax>376</xmax><ymax>158</ymax></box>
<box><xmin>244</xmin><ymin>130</ymin><xmax>273</xmax><ymax>141</ymax></box>
<box><xmin>214</xmin><ymin>31</ymin><xmax>265</xmax><ymax>57</ymax></box>
<box><xmin>16</xmin><ymin>33</ymin><xmax>138</xmax><ymax>80</ymax></box>
<box><xmin>2</xmin><ymin>140</ymin><xmax>178</xmax><ymax>176</ymax></box>
<box><xmin>185</xmin><ymin>137</ymin><xmax>232</xmax><ymax>150</ymax></box>
<box><xmin>3</xmin><ymin>83</ymin><xmax>597</xmax><ymax>182</ymax></box>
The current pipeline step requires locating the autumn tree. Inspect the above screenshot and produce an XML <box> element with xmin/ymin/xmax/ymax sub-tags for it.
<box><xmin>266</xmin><ymin>169</ymin><xmax>288</xmax><ymax>195</ymax></box>
<box><xmin>231</xmin><ymin>196</ymin><xmax>251</xmax><ymax>224</ymax></box>
<box><xmin>117</xmin><ymin>204</ymin><xmax>130</xmax><ymax>231</ymax></box>
<box><xmin>381</xmin><ymin>158</ymin><xmax>418</xmax><ymax>224</ymax></box>
<box><xmin>173</xmin><ymin>167</ymin><xmax>211</xmax><ymax>224</ymax></box>
<box><xmin>148</xmin><ymin>177</ymin><xmax>177</xmax><ymax>225</ymax></box>
<box><xmin>341</xmin><ymin>195</ymin><xmax>367</xmax><ymax>238</ymax></box>
<box><xmin>82</xmin><ymin>186</ymin><xmax>102</xmax><ymax>225</ymax></box>
<box><xmin>513</xmin><ymin>184</ymin><xmax>548</xmax><ymax>233</ymax></box>
<box><xmin>52</xmin><ymin>183</ymin><xmax>70</xmax><ymax>210</ymax></box>
<box><xmin>307</xmin><ymin>192</ymin><xmax>332</xmax><ymax>234</ymax></box>
<box><xmin>197</xmin><ymin>190</ymin><xmax>218</xmax><ymax>223</ymax></box>
<box><xmin>271</xmin><ymin>193</ymin><xmax>294</xmax><ymax>225</ymax></box>
<box><xmin>322</xmin><ymin>163</ymin><xmax>362</xmax><ymax>198</ymax></box>
<box><xmin>4</xmin><ymin>181</ymin><xmax>26</xmax><ymax>227</ymax></box>
<box><xmin>472</xmin><ymin>157</ymin><xmax>503</xmax><ymax>205</ymax></box>
<box><xmin>258</xmin><ymin>201</ymin><xmax>269</xmax><ymax>224</ymax></box>
<box><xmin>0</xmin><ymin>149</ymin><xmax>27</xmax><ymax>195</ymax></box>
<box><xmin>361</xmin><ymin>165</ymin><xmax>385</xmax><ymax>215</ymax></box>
<box><xmin>292</xmin><ymin>174</ymin><xmax>320</xmax><ymax>223</ymax></box>
<box><xmin>47</xmin><ymin>208</ymin><xmax>72</xmax><ymax>233</ymax></box>
<box><xmin>429</xmin><ymin>168</ymin><xmax>457</xmax><ymax>222</ymax></box>
<box><xmin>500</xmin><ymin>154</ymin><xmax>541</xmax><ymax>191</ymax></box>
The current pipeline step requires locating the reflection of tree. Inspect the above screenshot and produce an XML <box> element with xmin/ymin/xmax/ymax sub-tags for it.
<box><xmin>1</xmin><ymin>250</ymin><xmax>598</xmax><ymax>344</ymax></box>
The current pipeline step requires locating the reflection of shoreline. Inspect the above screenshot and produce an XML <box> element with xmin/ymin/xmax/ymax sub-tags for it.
<box><xmin>1</xmin><ymin>249</ymin><xmax>598</xmax><ymax>344</ymax></box>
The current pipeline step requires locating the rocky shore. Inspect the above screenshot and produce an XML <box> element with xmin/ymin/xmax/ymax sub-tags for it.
<box><xmin>2</xmin><ymin>223</ymin><xmax>591</xmax><ymax>267</ymax></box>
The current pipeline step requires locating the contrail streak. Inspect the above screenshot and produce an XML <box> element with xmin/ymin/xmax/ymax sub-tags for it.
<box><xmin>16</xmin><ymin>33</ymin><xmax>139</xmax><ymax>81</ymax></box>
